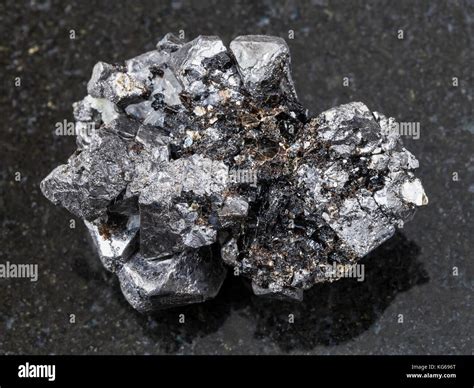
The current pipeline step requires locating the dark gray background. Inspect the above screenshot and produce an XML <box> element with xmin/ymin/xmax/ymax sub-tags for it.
<box><xmin>0</xmin><ymin>0</ymin><xmax>472</xmax><ymax>354</ymax></box>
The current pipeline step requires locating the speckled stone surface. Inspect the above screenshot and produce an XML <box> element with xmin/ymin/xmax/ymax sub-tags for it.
<box><xmin>0</xmin><ymin>0</ymin><xmax>472</xmax><ymax>355</ymax></box>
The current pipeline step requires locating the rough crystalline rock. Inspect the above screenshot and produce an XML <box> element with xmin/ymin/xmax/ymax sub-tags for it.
<box><xmin>41</xmin><ymin>34</ymin><xmax>428</xmax><ymax>312</ymax></box>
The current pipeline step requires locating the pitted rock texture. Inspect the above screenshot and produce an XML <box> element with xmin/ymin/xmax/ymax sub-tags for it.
<box><xmin>41</xmin><ymin>34</ymin><xmax>428</xmax><ymax>311</ymax></box>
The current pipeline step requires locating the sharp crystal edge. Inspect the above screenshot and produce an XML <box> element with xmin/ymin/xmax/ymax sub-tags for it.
<box><xmin>40</xmin><ymin>34</ymin><xmax>428</xmax><ymax>311</ymax></box>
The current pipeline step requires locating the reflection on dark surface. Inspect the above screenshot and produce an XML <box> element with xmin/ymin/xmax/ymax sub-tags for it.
<box><xmin>125</xmin><ymin>267</ymin><xmax>250</xmax><ymax>353</ymax></box>
<box><xmin>251</xmin><ymin>232</ymin><xmax>429</xmax><ymax>350</ymax></box>
<box><xmin>125</xmin><ymin>232</ymin><xmax>428</xmax><ymax>352</ymax></box>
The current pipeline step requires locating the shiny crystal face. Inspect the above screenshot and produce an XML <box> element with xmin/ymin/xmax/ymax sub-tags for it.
<box><xmin>40</xmin><ymin>34</ymin><xmax>428</xmax><ymax>312</ymax></box>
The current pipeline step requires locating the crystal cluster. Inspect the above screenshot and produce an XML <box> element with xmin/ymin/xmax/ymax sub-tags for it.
<box><xmin>41</xmin><ymin>34</ymin><xmax>428</xmax><ymax>312</ymax></box>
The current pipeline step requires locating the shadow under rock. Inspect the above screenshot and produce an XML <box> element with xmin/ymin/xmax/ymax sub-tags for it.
<box><xmin>248</xmin><ymin>232</ymin><xmax>429</xmax><ymax>351</ymax></box>
<box><xmin>92</xmin><ymin>231</ymin><xmax>427</xmax><ymax>353</ymax></box>
<box><xmin>114</xmin><ymin>271</ymin><xmax>252</xmax><ymax>353</ymax></box>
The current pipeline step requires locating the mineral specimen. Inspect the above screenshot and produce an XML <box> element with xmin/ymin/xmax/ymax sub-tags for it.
<box><xmin>41</xmin><ymin>34</ymin><xmax>428</xmax><ymax>312</ymax></box>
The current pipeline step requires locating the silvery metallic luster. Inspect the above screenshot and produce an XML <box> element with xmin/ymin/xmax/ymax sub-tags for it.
<box><xmin>41</xmin><ymin>34</ymin><xmax>428</xmax><ymax>311</ymax></box>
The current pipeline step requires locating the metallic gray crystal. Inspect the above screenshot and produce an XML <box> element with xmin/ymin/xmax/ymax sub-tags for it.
<box><xmin>41</xmin><ymin>34</ymin><xmax>428</xmax><ymax>311</ymax></box>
